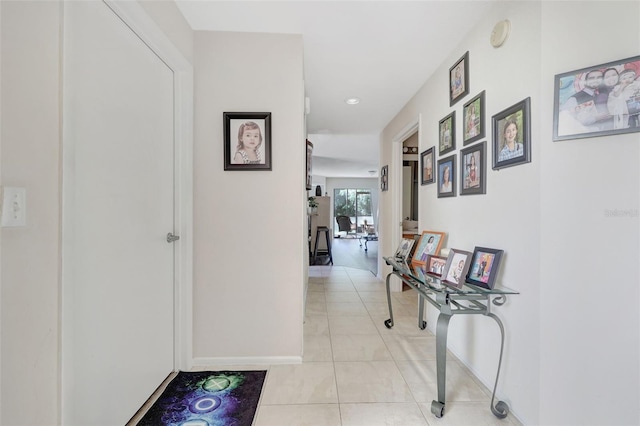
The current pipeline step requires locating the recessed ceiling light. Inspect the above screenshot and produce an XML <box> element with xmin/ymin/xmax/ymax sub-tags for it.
<box><xmin>345</xmin><ymin>97</ymin><xmax>360</xmax><ymax>105</ymax></box>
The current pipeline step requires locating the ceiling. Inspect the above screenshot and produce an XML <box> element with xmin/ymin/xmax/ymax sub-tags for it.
<box><xmin>175</xmin><ymin>0</ymin><xmax>497</xmax><ymax>177</ymax></box>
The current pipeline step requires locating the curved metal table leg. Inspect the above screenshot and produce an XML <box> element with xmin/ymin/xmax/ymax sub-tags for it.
<box><xmin>431</xmin><ymin>311</ymin><xmax>452</xmax><ymax>417</ymax></box>
<box><xmin>384</xmin><ymin>273</ymin><xmax>394</xmax><ymax>329</ymax></box>
<box><xmin>486</xmin><ymin>312</ymin><xmax>510</xmax><ymax>419</ymax></box>
<box><xmin>417</xmin><ymin>294</ymin><xmax>427</xmax><ymax>330</ymax></box>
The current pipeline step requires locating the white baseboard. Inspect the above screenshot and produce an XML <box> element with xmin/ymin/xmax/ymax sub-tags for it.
<box><xmin>191</xmin><ymin>356</ymin><xmax>303</xmax><ymax>368</ymax></box>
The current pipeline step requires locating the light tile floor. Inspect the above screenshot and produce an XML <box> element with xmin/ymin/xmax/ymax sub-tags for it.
<box><xmin>253</xmin><ymin>265</ymin><xmax>522</xmax><ymax>426</ymax></box>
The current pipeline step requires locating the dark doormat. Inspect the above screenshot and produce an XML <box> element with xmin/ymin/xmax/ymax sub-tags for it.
<box><xmin>136</xmin><ymin>370</ymin><xmax>266</xmax><ymax>426</ymax></box>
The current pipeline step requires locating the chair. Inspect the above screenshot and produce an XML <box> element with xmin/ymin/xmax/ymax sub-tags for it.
<box><xmin>336</xmin><ymin>215</ymin><xmax>357</xmax><ymax>238</ymax></box>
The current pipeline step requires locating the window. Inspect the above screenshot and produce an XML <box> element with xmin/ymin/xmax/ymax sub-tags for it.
<box><xmin>333</xmin><ymin>188</ymin><xmax>373</xmax><ymax>234</ymax></box>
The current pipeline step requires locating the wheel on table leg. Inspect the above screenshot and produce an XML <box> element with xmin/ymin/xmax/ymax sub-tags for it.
<box><xmin>384</xmin><ymin>319</ymin><xmax>393</xmax><ymax>329</ymax></box>
<box><xmin>431</xmin><ymin>400</ymin><xmax>445</xmax><ymax>418</ymax></box>
<box><xmin>419</xmin><ymin>320</ymin><xmax>427</xmax><ymax>330</ymax></box>
<box><xmin>491</xmin><ymin>400</ymin><xmax>509</xmax><ymax>419</ymax></box>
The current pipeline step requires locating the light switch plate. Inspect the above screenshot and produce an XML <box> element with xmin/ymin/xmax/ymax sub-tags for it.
<box><xmin>1</xmin><ymin>187</ymin><xmax>26</xmax><ymax>227</ymax></box>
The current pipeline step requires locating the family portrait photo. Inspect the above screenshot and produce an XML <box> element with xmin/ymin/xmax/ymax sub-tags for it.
<box><xmin>463</xmin><ymin>91</ymin><xmax>485</xmax><ymax>145</ymax></box>
<box><xmin>439</xmin><ymin>112</ymin><xmax>455</xmax><ymax>155</ymax></box>
<box><xmin>492</xmin><ymin>98</ymin><xmax>531</xmax><ymax>170</ymax></box>
<box><xmin>394</xmin><ymin>238</ymin><xmax>415</xmax><ymax>262</ymax></box>
<box><xmin>420</xmin><ymin>147</ymin><xmax>434</xmax><ymax>185</ymax></box>
<box><xmin>449</xmin><ymin>51</ymin><xmax>469</xmax><ymax>106</ymax></box>
<box><xmin>460</xmin><ymin>141</ymin><xmax>486</xmax><ymax>195</ymax></box>
<box><xmin>224</xmin><ymin>112</ymin><xmax>272</xmax><ymax>171</ymax></box>
<box><xmin>553</xmin><ymin>55</ymin><xmax>640</xmax><ymax>141</ymax></box>
<box><xmin>466</xmin><ymin>247</ymin><xmax>504</xmax><ymax>290</ymax></box>
<box><xmin>441</xmin><ymin>249</ymin><xmax>472</xmax><ymax>289</ymax></box>
<box><xmin>425</xmin><ymin>255</ymin><xmax>447</xmax><ymax>277</ymax></box>
<box><xmin>411</xmin><ymin>230</ymin><xmax>445</xmax><ymax>267</ymax></box>
<box><xmin>437</xmin><ymin>155</ymin><xmax>456</xmax><ymax>198</ymax></box>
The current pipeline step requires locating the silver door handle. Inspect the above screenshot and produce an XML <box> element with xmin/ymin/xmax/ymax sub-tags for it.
<box><xmin>167</xmin><ymin>233</ymin><xmax>180</xmax><ymax>243</ymax></box>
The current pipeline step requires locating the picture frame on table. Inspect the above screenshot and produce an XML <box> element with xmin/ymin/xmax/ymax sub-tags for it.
<box><xmin>460</xmin><ymin>141</ymin><xmax>486</xmax><ymax>196</ymax></box>
<box><xmin>441</xmin><ymin>248</ymin><xmax>473</xmax><ymax>290</ymax></box>
<box><xmin>420</xmin><ymin>147</ymin><xmax>435</xmax><ymax>185</ymax></box>
<box><xmin>394</xmin><ymin>238</ymin><xmax>416</xmax><ymax>263</ymax></box>
<box><xmin>437</xmin><ymin>154</ymin><xmax>456</xmax><ymax>198</ymax></box>
<box><xmin>449</xmin><ymin>51</ymin><xmax>469</xmax><ymax>106</ymax></box>
<box><xmin>305</xmin><ymin>140</ymin><xmax>313</xmax><ymax>190</ymax></box>
<box><xmin>224</xmin><ymin>112</ymin><xmax>272</xmax><ymax>171</ymax></box>
<box><xmin>492</xmin><ymin>97</ymin><xmax>531</xmax><ymax>170</ymax></box>
<box><xmin>411</xmin><ymin>230</ymin><xmax>446</xmax><ymax>267</ymax></box>
<box><xmin>439</xmin><ymin>112</ymin><xmax>456</xmax><ymax>155</ymax></box>
<box><xmin>425</xmin><ymin>255</ymin><xmax>448</xmax><ymax>277</ymax></box>
<box><xmin>463</xmin><ymin>90</ymin><xmax>485</xmax><ymax>145</ymax></box>
<box><xmin>553</xmin><ymin>55</ymin><xmax>640</xmax><ymax>142</ymax></box>
<box><xmin>465</xmin><ymin>247</ymin><xmax>504</xmax><ymax>290</ymax></box>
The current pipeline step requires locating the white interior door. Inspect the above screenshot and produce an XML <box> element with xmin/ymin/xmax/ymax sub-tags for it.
<box><xmin>62</xmin><ymin>2</ymin><xmax>175</xmax><ymax>424</ymax></box>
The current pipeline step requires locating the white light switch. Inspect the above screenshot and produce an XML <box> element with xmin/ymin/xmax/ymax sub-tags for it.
<box><xmin>1</xmin><ymin>187</ymin><xmax>26</xmax><ymax>227</ymax></box>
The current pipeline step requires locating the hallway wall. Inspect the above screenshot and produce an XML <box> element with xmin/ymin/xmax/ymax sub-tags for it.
<box><xmin>380</xmin><ymin>1</ymin><xmax>640</xmax><ymax>424</ymax></box>
<box><xmin>1</xmin><ymin>2</ymin><xmax>62</xmax><ymax>423</ymax></box>
<box><xmin>192</xmin><ymin>31</ymin><xmax>306</xmax><ymax>362</ymax></box>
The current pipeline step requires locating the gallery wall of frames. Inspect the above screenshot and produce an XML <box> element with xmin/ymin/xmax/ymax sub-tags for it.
<box><xmin>408</xmin><ymin>50</ymin><xmax>640</xmax><ymax>291</ymax></box>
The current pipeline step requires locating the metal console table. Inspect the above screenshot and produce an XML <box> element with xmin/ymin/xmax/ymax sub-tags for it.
<box><xmin>383</xmin><ymin>256</ymin><xmax>518</xmax><ymax>419</ymax></box>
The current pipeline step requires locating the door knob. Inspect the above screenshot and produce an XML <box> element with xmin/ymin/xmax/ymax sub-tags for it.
<box><xmin>167</xmin><ymin>232</ymin><xmax>180</xmax><ymax>243</ymax></box>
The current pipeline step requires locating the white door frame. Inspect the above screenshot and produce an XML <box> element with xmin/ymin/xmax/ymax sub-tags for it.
<box><xmin>60</xmin><ymin>0</ymin><xmax>193</xmax><ymax>407</ymax></box>
<box><xmin>390</xmin><ymin>115</ymin><xmax>421</xmax><ymax>291</ymax></box>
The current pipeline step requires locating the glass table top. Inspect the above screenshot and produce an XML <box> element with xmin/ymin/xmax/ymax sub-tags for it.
<box><xmin>384</xmin><ymin>256</ymin><xmax>519</xmax><ymax>296</ymax></box>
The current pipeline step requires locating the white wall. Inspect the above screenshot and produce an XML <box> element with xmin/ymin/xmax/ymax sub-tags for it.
<box><xmin>192</xmin><ymin>31</ymin><xmax>305</xmax><ymax>363</ymax></box>
<box><xmin>381</xmin><ymin>2</ymin><xmax>542</xmax><ymax>423</ymax></box>
<box><xmin>539</xmin><ymin>2</ymin><xmax>639</xmax><ymax>425</ymax></box>
<box><xmin>1</xmin><ymin>2</ymin><xmax>62</xmax><ymax>424</ymax></box>
<box><xmin>381</xmin><ymin>1</ymin><xmax>640</xmax><ymax>424</ymax></box>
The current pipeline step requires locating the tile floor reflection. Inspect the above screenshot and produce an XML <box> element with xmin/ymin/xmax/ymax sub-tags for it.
<box><xmin>252</xmin><ymin>266</ymin><xmax>523</xmax><ymax>426</ymax></box>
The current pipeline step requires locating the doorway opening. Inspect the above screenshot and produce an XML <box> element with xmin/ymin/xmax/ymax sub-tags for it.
<box><xmin>333</xmin><ymin>188</ymin><xmax>373</xmax><ymax>237</ymax></box>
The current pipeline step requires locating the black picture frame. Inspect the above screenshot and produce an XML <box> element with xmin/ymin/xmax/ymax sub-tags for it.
<box><xmin>449</xmin><ymin>51</ymin><xmax>469</xmax><ymax>106</ymax></box>
<box><xmin>463</xmin><ymin>91</ymin><xmax>485</xmax><ymax>145</ymax></box>
<box><xmin>460</xmin><ymin>141</ymin><xmax>486</xmax><ymax>196</ymax></box>
<box><xmin>420</xmin><ymin>147</ymin><xmax>435</xmax><ymax>185</ymax></box>
<box><xmin>380</xmin><ymin>165</ymin><xmax>388</xmax><ymax>191</ymax></box>
<box><xmin>553</xmin><ymin>55</ymin><xmax>640</xmax><ymax>141</ymax></box>
<box><xmin>305</xmin><ymin>139</ymin><xmax>313</xmax><ymax>190</ymax></box>
<box><xmin>492</xmin><ymin>97</ymin><xmax>531</xmax><ymax>170</ymax></box>
<box><xmin>224</xmin><ymin>112</ymin><xmax>272</xmax><ymax>171</ymax></box>
<box><xmin>438</xmin><ymin>112</ymin><xmax>456</xmax><ymax>155</ymax></box>
<box><xmin>465</xmin><ymin>247</ymin><xmax>504</xmax><ymax>290</ymax></box>
<box><xmin>437</xmin><ymin>154</ymin><xmax>456</xmax><ymax>198</ymax></box>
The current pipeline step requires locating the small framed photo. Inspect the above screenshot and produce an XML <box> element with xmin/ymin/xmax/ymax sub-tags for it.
<box><xmin>425</xmin><ymin>255</ymin><xmax>448</xmax><ymax>277</ymax></box>
<box><xmin>466</xmin><ymin>247</ymin><xmax>504</xmax><ymax>290</ymax></box>
<box><xmin>553</xmin><ymin>55</ymin><xmax>640</xmax><ymax>141</ymax></box>
<box><xmin>394</xmin><ymin>238</ymin><xmax>416</xmax><ymax>263</ymax></box>
<box><xmin>450</xmin><ymin>51</ymin><xmax>469</xmax><ymax>106</ymax></box>
<box><xmin>460</xmin><ymin>141</ymin><xmax>486</xmax><ymax>196</ymax></box>
<box><xmin>441</xmin><ymin>248</ymin><xmax>473</xmax><ymax>290</ymax></box>
<box><xmin>305</xmin><ymin>140</ymin><xmax>313</xmax><ymax>190</ymax></box>
<box><xmin>411</xmin><ymin>230</ymin><xmax>446</xmax><ymax>267</ymax></box>
<box><xmin>380</xmin><ymin>165</ymin><xmax>389</xmax><ymax>191</ymax></box>
<box><xmin>439</xmin><ymin>112</ymin><xmax>456</xmax><ymax>155</ymax></box>
<box><xmin>492</xmin><ymin>97</ymin><xmax>531</xmax><ymax>170</ymax></box>
<box><xmin>420</xmin><ymin>147</ymin><xmax>435</xmax><ymax>185</ymax></box>
<box><xmin>463</xmin><ymin>91</ymin><xmax>485</xmax><ymax>145</ymax></box>
<box><xmin>224</xmin><ymin>112</ymin><xmax>272</xmax><ymax>171</ymax></box>
<box><xmin>437</xmin><ymin>154</ymin><xmax>456</xmax><ymax>198</ymax></box>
